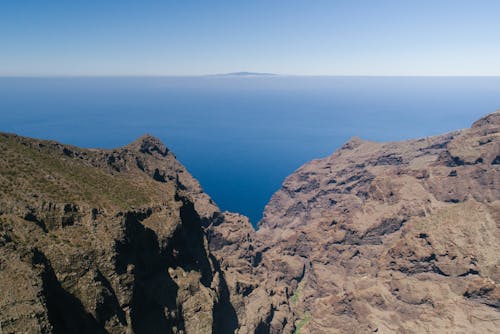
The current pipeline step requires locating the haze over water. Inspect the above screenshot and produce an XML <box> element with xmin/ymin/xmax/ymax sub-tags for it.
<box><xmin>1</xmin><ymin>76</ymin><xmax>499</xmax><ymax>224</ymax></box>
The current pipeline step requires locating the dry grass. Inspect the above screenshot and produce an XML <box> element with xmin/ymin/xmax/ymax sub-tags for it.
<box><xmin>0</xmin><ymin>134</ymin><xmax>154</xmax><ymax>210</ymax></box>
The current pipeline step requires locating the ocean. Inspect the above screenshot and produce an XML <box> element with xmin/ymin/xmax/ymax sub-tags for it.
<box><xmin>1</xmin><ymin>76</ymin><xmax>499</xmax><ymax>225</ymax></box>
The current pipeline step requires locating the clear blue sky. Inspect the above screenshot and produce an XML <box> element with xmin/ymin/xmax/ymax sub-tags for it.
<box><xmin>1</xmin><ymin>0</ymin><xmax>499</xmax><ymax>76</ymax></box>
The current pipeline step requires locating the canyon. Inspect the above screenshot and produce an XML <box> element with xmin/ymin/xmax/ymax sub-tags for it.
<box><xmin>0</xmin><ymin>111</ymin><xmax>499</xmax><ymax>333</ymax></box>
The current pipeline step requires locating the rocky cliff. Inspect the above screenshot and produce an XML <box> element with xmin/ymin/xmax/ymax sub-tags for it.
<box><xmin>0</xmin><ymin>133</ymin><xmax>275</xmax><ymax>333</ymax></box>
<box><xmin>259</xmin><ymin>110</ymin><xmax>500</xmax><ymax>333</ymax></box>
<box><xmin>0</xmin><ymin>111</ymin><xmax>499</xmax><ymax>334</ymax></box>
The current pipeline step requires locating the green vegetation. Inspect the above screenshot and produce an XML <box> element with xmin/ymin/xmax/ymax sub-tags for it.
<box><xmin>0</xmin><ymin>135</ymin><xmax>153</xmax><ymax>210</ymax></box>
<box><xmin>291</xmin><ymin>287</ymin><xmax>300</xmax><ymax>305</ymax></box>
<box><xmin>294</xmin><ymin>313</ymin><xmax>311</xmax><ymax>334</ymax></box>
<box><xmin>291</xmin><ymin>279</ymin><xmax>305</xmax><ymax>305</ymax></box>
<box><xmin>291</xmin><ymin>280</ymin><xmax>310</xmax><ymax>334</ymax></box>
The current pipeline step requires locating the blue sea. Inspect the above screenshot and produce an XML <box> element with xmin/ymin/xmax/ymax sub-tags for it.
<box><xmin>1</xmin><ymin>76</ymin><xmax>499</xmax><ymax>225</ymax></box>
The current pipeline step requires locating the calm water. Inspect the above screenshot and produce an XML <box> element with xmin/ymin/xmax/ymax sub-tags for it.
<box><xmin>1</xmin><ymin>76</ymin><xmax>499</xmax><ymax>224</ymax></box>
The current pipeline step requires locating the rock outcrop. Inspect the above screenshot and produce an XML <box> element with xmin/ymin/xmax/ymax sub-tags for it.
<box><xmin>0</xmin><ymin>133</ymin><xmax>270</xmax><ymax>333</ymax></box>
<box><xmin>1</xmin><ymin>110</ymin><xmax>499</xmax><ymax>333</ymax></box>
<box><xmin>258</xmin><ymin>110</ymin><xmax>500</xmax><ymax>333</ymax></box>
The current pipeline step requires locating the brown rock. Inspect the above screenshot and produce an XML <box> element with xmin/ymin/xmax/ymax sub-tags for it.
<box><xmin>1</xmin><ymin>110</ymin><xmax>499</xmax><ymax>333</ymax></box>
<box><xmin>0</xmin><ymin>133</ymin><xmax>241</xmax><ymax>333</ymax></box>
<box><xmin>259</xmin><ymin>110</ymin><xmax>500</xmax><ymax>333</ymax></box>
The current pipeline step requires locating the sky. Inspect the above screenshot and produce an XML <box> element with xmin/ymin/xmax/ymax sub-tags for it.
<box><xmin>1</xmin><ymin>0</ymin><xmax>500</xmax><ymax>76</ymax></box>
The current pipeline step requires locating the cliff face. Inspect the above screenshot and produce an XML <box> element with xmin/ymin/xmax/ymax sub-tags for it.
<box><xmin>0</xmin><ymin>133</ymin><xmax>272</xmax><ymax>334</ymax></box>
<box><xmin>258</xmin><ymin>111</ymin><xmax>500</xmax><ymax>333</ymax></box>
<box><xmin>0</xmin><ymin>111</ymin><xmax>499</xmax><ymax>334</ymax></box>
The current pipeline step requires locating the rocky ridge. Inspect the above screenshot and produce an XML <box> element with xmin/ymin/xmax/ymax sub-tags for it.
<box><xmin>258</xmin><ymin>110</ymin><xmax>500</xmax><ymax>333</ymax></box>
<box><xmin>1</xmin><ymin>110</ymin><xmax>499</xmax><ymax>333</ymax></box>
<box><xmin>0</xmin><ymin>133</ymin><xmax>275</xmax><ymax>333</ymax></box>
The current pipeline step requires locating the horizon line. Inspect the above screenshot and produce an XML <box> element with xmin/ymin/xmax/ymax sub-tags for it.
<box><xmin>1</xmin><ymin>74</ymin><xmax>500</xmax><ymax>78</ymax></box>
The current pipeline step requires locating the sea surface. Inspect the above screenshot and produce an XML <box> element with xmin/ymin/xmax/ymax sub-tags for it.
<box><xmin>1</xmin><ymin>76</ymin><xmax>499</xmax><ymax>225</ymax></box>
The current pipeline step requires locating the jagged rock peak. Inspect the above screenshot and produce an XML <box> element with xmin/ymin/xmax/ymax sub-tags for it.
<box><xmin>126</xmin><ymin>134</ymin><xmax>169</xmax><ymax>156</ymax></box>
<box><xmin>0</xmin><ymin>131</ymin><xmax>250</xmax><ymax>333</ymax></box>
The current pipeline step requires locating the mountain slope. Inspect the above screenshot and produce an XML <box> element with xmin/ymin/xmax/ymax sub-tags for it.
<box><xmin>0</xmin><ymin>133</ymin><xmax>277</xmax><ymax>333</ymax></box>
<box><xmin>258</xmin><ymin>111</ymin><xmax>500</xmax><ymax>333</ymax></box>
<box><xmin>0</xmin><ymin>110</ymin><xmax>499</xmax><ymax>334</ymax></box>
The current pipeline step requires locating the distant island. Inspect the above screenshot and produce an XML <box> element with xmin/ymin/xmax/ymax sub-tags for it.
<box><xmin>207</xmin><ymin>71</ymin><xmax>278</xmax><ymax>77</ymax></box>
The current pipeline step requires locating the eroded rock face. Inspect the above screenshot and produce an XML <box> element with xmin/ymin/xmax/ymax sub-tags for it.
<box><xmin>258</xmin><ymin>110</ymin><xmax>500</xmax><ymax>333</ymax></box>
<box><xmin>1</xmin><ymin>111</ymin><xmax>499</xmax><ymax>334</ymax></box>
<box><xmin>0</xmin><ymin>133</ymin><xmax>257</xmax><ymax>333</ymax></box>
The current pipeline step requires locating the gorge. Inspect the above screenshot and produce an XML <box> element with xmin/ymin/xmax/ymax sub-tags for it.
<box><xmin>0</xmin><ymin>110</ymin><xmax>499</xmax><ymax>333</ymax></box>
